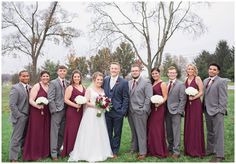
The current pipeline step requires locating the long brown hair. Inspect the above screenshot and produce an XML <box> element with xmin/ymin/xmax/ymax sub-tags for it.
<box><xmin>70</xmin><ymin>70</ymin><xmax>82</xmax><ymax>85</ymax></box>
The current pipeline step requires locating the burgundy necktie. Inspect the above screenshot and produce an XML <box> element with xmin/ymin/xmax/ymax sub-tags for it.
<box><xmin>168</xmin><ymin>81</ymin><xmax>173</xmax><ymax>93</ymax></box>
<box><xmin>206</xmin><ymin>78</ymin><xmax>211</xmax><ymax>88</ymax></box>
<box><xmin>62</xmin><ymin>80</ymin><xmax>65</xmax><ymax>89</ymax></box>
<box><xmin>25</xmin><ymin>85</ymin><xmax>29</xmax><ymax>95</ymax></box>
<box><xmin>132</xmin><ymin>80</ymin><xmax>136</xmax><ymax>90</ymax></box>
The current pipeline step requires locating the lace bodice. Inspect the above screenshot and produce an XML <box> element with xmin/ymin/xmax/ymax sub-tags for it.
<box><xmin>88</xmin><ymin>87</ymin><xmax>105</xmax><ymax>104</ymax></box>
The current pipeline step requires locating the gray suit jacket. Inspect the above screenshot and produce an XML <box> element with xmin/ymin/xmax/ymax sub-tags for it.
<box><xmin>48</xmin><ymin>78</ymin><xmax>68</xmax><ymax>114</ymax></box>
<box><xmin>167</xmin><ymin>80</ymin><xmax>187</xmax><ymax>115</ymax></box>
<box><xmin>203</xmin><ymin>76</ymin><xmax>228</xmax><ymax>116</ymax></box>
<box><xmin>9</xmin><ymin>83</ymin><xmax>30</xmax><ymax>123</ymax></box>
<box><xmin>129</xmin><ymin>77</ymin><xmax>153</xmax><ymax>115</ymax></box>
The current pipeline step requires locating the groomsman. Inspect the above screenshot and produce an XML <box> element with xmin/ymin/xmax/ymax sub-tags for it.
<box><xmin>128</xmin><ymin>64</ymin><xmax>153</xmax><ymax>160</ymax></box>
<box><xmin>48</xmin><ymin>65</ymin><xmax>68</xmax><ymax>160</ymax></box>
<box><xmin>203</xmin><ymin>63</ymin><xmax>227</xmax><ymax>162</ymax></box>
<box><xmin>103</xmin><ymin>62</ymin><xmax>129</xmax><ymax>158</ymax></box>
<box><xmin>165</xmin><ymin>66</ymin><xmax>186</xmax><ymax>159</ymax></box>
<box><xmin>9</xmin><ymin>70</ymin><xmax>30</xmax><ymax>162</ymax></box>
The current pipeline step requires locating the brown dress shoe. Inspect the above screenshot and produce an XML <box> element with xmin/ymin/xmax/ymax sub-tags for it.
<box><xmin>129</xmin><ymin>150</ymin><xmax>137</xmax><ymax>154</ymax></box>
<box><xmin>172</xmin><ymin>154</ymin><xmax>180</xmax><ymax>160</ymax></box>
<box><xmin>52</xmin><ymin>157</ymin><xmax>58</xmax><ymax>161</ymax></box>
<box><xmin>137</xmin><ymin>154</ymin><xmax>146</xmax><ymax>160</ymax></box>
<box><xmin>112</xmin><ymin>154</ymin><xmax>118</xmax><ymax>159</ymax></box>
<box><xmin>10</xmin><ymin>160</ymin><xmax>18</xmax><ymax>162</ymax></box>
<box><xmin>209</xmin><ymin>157</ymin><xmax>224</xmax><ymax>162</ymax></box>
<box><xmin>168</xmin><ymin>152</ymin><xmax>173</xmax><ymax>157</ymax></box>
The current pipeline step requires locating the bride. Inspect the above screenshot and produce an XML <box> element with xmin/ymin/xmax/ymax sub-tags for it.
<box><xmin>68</xmin><ymin>72</ymin><xmax>113</xmax><ymax>162</ymax></box>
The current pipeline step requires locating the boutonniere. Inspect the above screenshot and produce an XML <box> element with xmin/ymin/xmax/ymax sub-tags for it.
<box><xmin>115</xmin><ymin>80</ymin><xmax>119</xmax><ymax>85</ymax></box>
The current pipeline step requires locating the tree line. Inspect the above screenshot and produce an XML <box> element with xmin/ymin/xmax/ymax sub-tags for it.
<box><xmin>2</xmin><ymin>40</ymin><xmax>234</xmax><ymax>85</ymax></box>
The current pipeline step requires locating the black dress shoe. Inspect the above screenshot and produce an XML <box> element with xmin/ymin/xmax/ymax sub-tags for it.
<box><xmin>209</xmin><ymin>157</ymin><xmax>224</xmax><ymax>162</ymax></box>
<box><xmin>206</xmin><ymin>152</ymin><xmax>216</xmax><ymax>156</ymax></box>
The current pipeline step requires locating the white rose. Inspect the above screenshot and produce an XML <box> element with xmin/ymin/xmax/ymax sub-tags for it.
<box><xmin>150</xmin><ymin>95</ymin><xmax>164</xmax><ymax>104</ymax></box>
<box><xmin>185</xmin><ymin>87</ymin><xmax>199</xmax><ymax>96</ymax></box>
<box><xmin>74</xmin><ymin>95</ymin><xmax>87</xmax><ymax>104</ymax></box>
<box><xmin>36</xmin><ymin>97</ymin><xmax>49</xmax><ymax>105</ymax></box>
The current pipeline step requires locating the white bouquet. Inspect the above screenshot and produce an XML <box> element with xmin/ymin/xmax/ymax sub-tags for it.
<box><xmin>36</xmin><ymin>97</ymin><xmax>49</xmax><ymax>105</ymax></box>
<box><xmin>35</xmin><ymin>97</ymin><xmax>49</xmax><ymax>115</ymax></box>
<box><xmin>74</xmin><ymin>95</ymin><xmax>87</xmax><ymax>112</ymax></box>
<box><xmin>150</xmin><ymin>95</ymin><xmax>164</xmax><ymax>104</ymax></box>
<box><xmin>74</xmin><ymin>95</ymin><xmax>87</xmax><ymax>104</ymax></box>
<box><xmin>185</xmin><ymin>87</ymin><xmax>199</xmax><ymax>96</ymax></box>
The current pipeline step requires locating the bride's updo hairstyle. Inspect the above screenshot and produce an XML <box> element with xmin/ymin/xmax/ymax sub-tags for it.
<box><xmin>92</xmin><ymin>72</ymin><xmax>104</xmax><ymax>81</ymax></box>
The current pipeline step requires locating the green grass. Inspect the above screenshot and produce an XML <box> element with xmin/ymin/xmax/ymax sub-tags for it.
<box><xmin>1</xmin><ymin>85</ymin><xmax>234</xmax><ymax>162</ymax></box>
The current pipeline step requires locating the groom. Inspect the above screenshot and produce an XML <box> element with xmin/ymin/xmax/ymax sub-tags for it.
<box><xmin>103</xmin><ymin>62</ymin><xmax>129</xmax><ymax>158</ymax></box>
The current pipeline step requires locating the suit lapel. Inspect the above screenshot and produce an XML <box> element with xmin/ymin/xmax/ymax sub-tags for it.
<box><xmin>56</xmin><ymin>78</ymin><xmax>64</xmax><ymax>95</ymax></box>
<box><xmin>129</xmin><ymin>80</ymin><xmax>133</xmax><ymax>95</ymax></box>
<box><xmin>206</xmin><ymin>76</ymin><xmax>218</xmax><ymax>94</ymax></box>
<box><xmin>111</xmin><ymin>77</ymin><xmax>121</xmax><ymax>97</ymax></box>
<box><xmin>104</xmin><ymin>77</ymin><xmax>110</xmax><ymax>96</ymax></box>
<box><xmin>130</xmin><ymin>77</ymin><xmax>141</xmax><ymax>96</ymax></box>
<box><xmin>19</xmin><ymin>83</ymin><xmax>28</xmax><ymax>97</ymax></box>
<box><xmin>169</xmin><ymin>80</ymin><xmax>177</xmax><ymax>94</ymax></box>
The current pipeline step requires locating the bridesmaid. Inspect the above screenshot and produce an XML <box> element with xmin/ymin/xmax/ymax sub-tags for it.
<box><xmin>184</xmin><ymin>64</ymin><xmax>205</xmax><ymax>157</ymax></box>
<box><xmin>61</xmin><ymin>70</ymin><xmax>85</xmax><ymax>157</ymax></box>
<box><xmin>147</xmin><ymin>67</ymin><xmax>168</xmax><ymax>158</ymax></box>
<box><xmin>23</xmin><ymin>71</ymin><xmax>51</xmax><ymax>161</ymax></box>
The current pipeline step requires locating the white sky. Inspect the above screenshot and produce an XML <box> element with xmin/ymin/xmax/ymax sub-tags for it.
<box><xmin>1</xmin><ymin>1</ymin><xmax>235</xmax><ymax>74</ymax></box>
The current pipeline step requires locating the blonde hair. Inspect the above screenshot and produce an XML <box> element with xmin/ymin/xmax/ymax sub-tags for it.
<box><xmin>167</xmin><ymin>66</ymin><xmax>177</xmax><ymax>72</ymax></box>
<box><xmin>186</xmin><ymin>64</ymin><xmax>198</xmax><ymax>76</ymax></box>
<box><xmin>92</xmin><ymin>72</ymin><xmax>104</xmax><ymax>81</ymax></box>
<box><xmin>110</xmin><ymin>62</ymin><xmax>120</xmax><ymax>67</ymax></box>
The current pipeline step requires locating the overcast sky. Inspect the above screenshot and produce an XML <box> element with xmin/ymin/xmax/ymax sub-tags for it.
<box><xmin>1</xmin><ymin>1</ymin><xmax>235</xmax><ymax>74</ymax></box>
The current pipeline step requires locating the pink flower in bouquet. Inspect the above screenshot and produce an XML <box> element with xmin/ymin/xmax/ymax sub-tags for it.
<box><xmin>95</xmin><ymin>95</ymin><xmax>112</xmax><ymax>117</ymax></box>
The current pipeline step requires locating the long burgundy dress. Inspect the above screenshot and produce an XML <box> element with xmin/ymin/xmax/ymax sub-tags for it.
<box><xmin>23</xmin><ymin>83</ymin><xmax>51</xmax><ymax>161</ymax></box>
<box><xmin>184</xmin><ymin>77</ymin><xmax>205</xmax><ymax>157</ymax></box>
<box><xmin>61</xmin><ymin>86</ymin><xmax>85</xmax><ymax>157</ymax></box>
<box><xmin>147</xmin><ymin>82</ymin><xmax>168</xmax><ymax>158</ymax></box>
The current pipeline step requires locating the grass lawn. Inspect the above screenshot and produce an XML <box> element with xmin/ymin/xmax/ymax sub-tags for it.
<box><xmin>1</xmin><ymin>85</ymin><xmax>234</xmax><ymax>162</ymax></box>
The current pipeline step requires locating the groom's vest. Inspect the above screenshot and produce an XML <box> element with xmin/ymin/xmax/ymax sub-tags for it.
<box><xmin>108</xmin><ymin>86</ymin><xmax>114</xmax><ymax>99</ymax></box>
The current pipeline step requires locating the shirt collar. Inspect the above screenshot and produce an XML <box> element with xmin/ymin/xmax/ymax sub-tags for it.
<box><xmin>111</xmin><ymin>75</ymin><xmax>119</xmax><ymax>82</ymax></box>
<box><xmin>58</xmin><ymin>77</ymin><xmax>65</xmax><ymax>83</ymax></box>
<box><xmin>209</xmin><ymin>75</ymin><xmax>217</xmax><ymax>81</ymax></box>
<box><xmin>133</xmin><ymin>76</ymin><xmax>141</xmax><ymax>82</ymax></box>
<box><xmin>169</xmin><ymin>79</ymin><xmax>176</xmax><ymax>84</ymax></box>
<box><xmin>20</xmin><ymin>82</ymin><xmax>27</xmax><ymax>88</ymax></box>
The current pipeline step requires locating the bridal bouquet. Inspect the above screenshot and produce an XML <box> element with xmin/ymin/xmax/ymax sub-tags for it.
<box><xmin>74</xmin><ymin>95</ymin><xmax>87</xmax><ymax>112</ymax></box>
<box><xmin>95</xmin><ymin>95</ymin><xmax>112</xmax><ymax>117</ymax></box>
<box><xmin>185</xmin><ymin>87</ymin><xmax>199</xmax><ymax>96</ymax></box>
<box><xmin>35</xmin><ymin>97</ymin><xmax>49</xmax><ymax>115</ymax></box>
<box><xmin>150</xmin><ymin>95</ymin><xmax>164</xmax><ymax>110</ymax></box>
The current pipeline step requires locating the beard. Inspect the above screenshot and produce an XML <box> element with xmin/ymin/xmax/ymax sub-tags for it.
<box><xmin>132</xmin><ymin>75</ymin><xmax>140</xmax><ymax>79</ymax></box>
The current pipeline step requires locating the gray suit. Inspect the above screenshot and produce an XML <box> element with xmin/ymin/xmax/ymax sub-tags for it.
<box><xmin>203</xmin><ymin>76</ymin><xmax>227</xmax><ymax>158</ymax></box>
<box><xmin>128</xmin><ymin>77</ymin><xmax>153</xmax><ymax>155</ymax></box>
<box><xmin>48</xmin><ymin>78</ymin><xmax>68</xmax><ymax>158</ymax></box>
<box><xmin>165</xmin><ymin>80</ymin><xmax>186</xmax><ymax>155</ymax></box>
<box><xmin>9</xmin><ymin>82</ymin><xmax>30</xmax><ymax>161</ymax></box>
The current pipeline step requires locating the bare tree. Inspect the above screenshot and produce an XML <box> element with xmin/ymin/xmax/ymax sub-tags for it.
<box><xmin>2</xmin><ymin>2</ymin><xmax>80</xmax><ymax>82</ymax></box>
<box><xmin>89</xmin><ymin>2</ymin><xmax>206</xmax><ymax>77</ymax></box>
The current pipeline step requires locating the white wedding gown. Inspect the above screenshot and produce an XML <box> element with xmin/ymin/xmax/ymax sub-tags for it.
<box><xmin>68</xmin><ymin>88</ymin><xmax>113</xmax><ymax>162</ymax></box>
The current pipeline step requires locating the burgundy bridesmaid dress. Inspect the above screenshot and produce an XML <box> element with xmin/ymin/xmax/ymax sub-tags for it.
<box><xmin>147</xmin><ymin>82</ymin><xmax>168</xmax><ymax>158</ymax></box>
<box><xmin>184</xmin><ymin>77</ymin><xmax>205</xmax><ymax>157</ymax></box>
<box><xmin>23</xmin><ymin>83</ymin><xmax>51</xmax><ymax>161</ymax></box>
<box><xmin>61</xmin><ymin>86</ymin><xmax>85</xmax><ymax>157</ymax></box>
